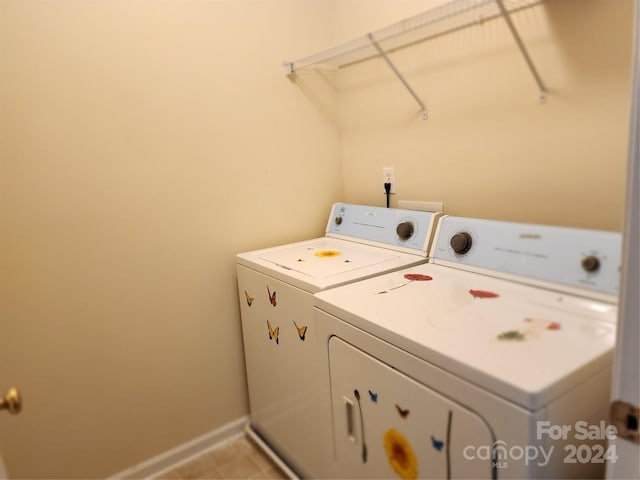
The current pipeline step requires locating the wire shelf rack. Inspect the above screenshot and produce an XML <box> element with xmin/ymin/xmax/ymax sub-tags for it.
<box><xmin>283</xmin><ymin>0</ymin><xmax>545</xmax><ymax>119</ymax></box>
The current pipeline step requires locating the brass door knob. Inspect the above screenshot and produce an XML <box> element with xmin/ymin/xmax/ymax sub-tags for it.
<box><xmin>0</xmin><ymin>387</ymin><xmax>22</xmax><ymax>415</ymax></box>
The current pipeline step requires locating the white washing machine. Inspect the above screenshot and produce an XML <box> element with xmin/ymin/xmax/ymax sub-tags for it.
<box><xmin>236</xmin><ymin>203</ymin><xmax>441</xmax><ymax>478</ymax></box>
<box><xmin>314</xmin><ymin>216</ymin><xmax>621</xmax><ymax>479</ymax></box>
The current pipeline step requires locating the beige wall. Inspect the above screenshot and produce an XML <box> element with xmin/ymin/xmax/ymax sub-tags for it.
<box><xmin>0</xmin><ymin>0</ymin><xmax>634</xmax><ymax>478</ymax></box>
<box><xmin>334</xmin><ymin>0</ymin><xmax>633</xmax><ymax>231</ymax></box>
<box><xmin>0</xmin><ymin>1</ymin><xmax>340</xmax><ymax>478</ymax></box>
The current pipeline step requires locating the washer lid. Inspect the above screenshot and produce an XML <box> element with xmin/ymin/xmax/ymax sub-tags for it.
<box><xmin>314</xmin><ymin>262</ymin><xmax>617</xmax><ymax>411</ymax></box>
<box><xmin>258</xmin><ymin>239</ymin><xmax>399</xmax><ymax>278</ymax></box>
<box><xmin>238</xmin><ymin>237</ymin><xmax>428</xmax><ymax>293</ymax></box>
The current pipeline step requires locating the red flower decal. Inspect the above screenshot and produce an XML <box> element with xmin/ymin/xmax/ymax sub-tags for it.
<box><xmin>469</xmin><ymin>289</ymin><xmax>499</xmax><ymax>299</ymax></box>
<box><xmin>404</xmin><ymin>273</ymin><xmax>433</xmax><ymax>281</ymax></box>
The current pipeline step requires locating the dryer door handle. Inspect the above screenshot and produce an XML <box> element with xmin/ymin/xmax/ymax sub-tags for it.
<box><xmin>343</xmin><ymin>396</ymin><xmax>356</xmax><ymax>443</ymax></box>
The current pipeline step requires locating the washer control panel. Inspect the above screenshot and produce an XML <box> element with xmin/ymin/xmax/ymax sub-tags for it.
<box><xmin>432</xmin><ymin>216</ymin><xmax>622</xmax><ymax>295</ymax></box>
<box><xmin>327</xmin><ymin>203</ymin><xmax>436</xmax><ymax>253</ymax></box>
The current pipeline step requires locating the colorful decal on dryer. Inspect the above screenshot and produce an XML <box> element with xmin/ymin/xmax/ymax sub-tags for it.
<box><xmin>525</xmin><ymin>317</ymin><xmax>562</xmax><ymax>330</ymax></box>
<box><xmin>267</xmin><ymin>286</ymin><xmax>277</xmax><ymax>307</ymax></box>
<box><xmin>244</xmin><ymin>290</ymin><xmax>254</xmax><ymax>306</ymax></box>
<box><xmin>430</xmin><ymin>435</ymin><xmax>444</xmax><ymax>452</ymax></box>
<box><xmin>266</xmin><ymin>320</ymin><xmax>279</xmax><ymax>345</ymax></box>
<box><xmin>383</xmin><ymin>428</ymin><xmax>418</xmax><ymax>480</ymax></box>
<box><xmin>498</xmin><ymin>318</ymin><xmax>562</xmax><ymax>341</ymax></box>
<box><xmin>469</xmin><ymin>289</ymin><xmax>499</xmax><ymax>299</ymax></box>
<box><xmin>376</xmin><ymin>273</ymin><xmax>434</xmax><ymax>294</ymax></box>
<box><xmin>315</xmin><ymin>250</ymin><xmax>341</xmax><ymax>258</ymax></box>
<box><xmin>403</xmin><ymin>273</ymin><xmax>433</xmax><ymax>281</ymax></box>
<box><xmin>354</xmin><ymin>389</ymin><xmax>368</xmax><ymax>463</ymax></box>
<box><xmin>293</xmin><ymin>321</ymin><xmax>308</xmax><ymax>341</ymax></box>
<box><xmin>395</xmin><ymin>404</ymin><xmax>410</xmax><ymax>419</ymax></box>
<box><xmin>497</xmin><ymin>330</ymin><xmax>526</xmax><ymax>341</ymax></box>
<box><xmin>368</xmin><ymin>390</ymin><xmax>378</xmax><ymax>403</ymax></box>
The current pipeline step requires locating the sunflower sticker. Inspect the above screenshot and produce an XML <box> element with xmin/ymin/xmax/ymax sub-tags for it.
<box><xmin>383</xmin><ymin>428</ymin><xmax>418</xmax><ymax>480</ymax></box>
<box><xmin>315</xmin><ymin>250</ymin><xmax>341</xmax><ymax>258</ymax></box>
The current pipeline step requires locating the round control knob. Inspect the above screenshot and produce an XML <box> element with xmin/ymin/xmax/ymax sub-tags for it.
<box><xmin>334</xmin><ymin>216</ymin><xmax>343</xmax><ymax>225</ymax></box>
<box><xmin>450</xmin><ymin>232</ymin><xmax>472</xmax><ymax>255</ymax></box>
<box><xmin>396</xmin><ymin>222</ymin><xmax>414</xmax><ymax>241</ymax></box>
<box><xmin>581</xmin><ymin>255</ymin><xmax>600</xmax><ymax>273</ymax></box>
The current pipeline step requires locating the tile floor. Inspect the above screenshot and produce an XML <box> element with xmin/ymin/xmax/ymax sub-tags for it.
<box><xmin>154</xmin><ymin>435</ymin><xmax>288</xmax><ymax>480</ymax></box>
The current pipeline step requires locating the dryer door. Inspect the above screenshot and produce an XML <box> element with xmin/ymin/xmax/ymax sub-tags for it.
<box><xmin>329</xmin><ymin>337</ymin><xmax>495</xmax><ymax>479</ymax></box>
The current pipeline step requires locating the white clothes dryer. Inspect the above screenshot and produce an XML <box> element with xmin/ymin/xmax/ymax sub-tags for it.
<box><xmin>236</xmin><ymin>203</ymin><xmax>441</xmax><ymax>478</ymax></box>
<box><xmin>314</xmin><ymin>216</ymin><xmax>621</xmax><ymax>479</ymax></box>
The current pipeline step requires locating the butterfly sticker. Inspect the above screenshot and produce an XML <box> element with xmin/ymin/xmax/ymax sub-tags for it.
<box><xmin>267</xmin><ymin>320</ymin><xmax>279</xmax><ymax>345</ymax></box>
<box><xmin>430</xmin><ymin>435</ymin><xmax>444</xmax><ymax>452</ymax></box>
<box><xmin>244</xmin><ymin>290</ymin><xmax>254</xmax><ymax>306</ymax></box>
<box><xmin>293</xmin><ymin>321</ymin><xmax>308</xmax><ymax>341</ymax></box>
<box><xmin>395</xmin><ymin>404</ymin><xmax>410</xmax><ymax>419</ymax></box>
<box><xmin>267</xmin><ymin>286</ymin><xmax>277</xmax><ymax>307</ymax></box>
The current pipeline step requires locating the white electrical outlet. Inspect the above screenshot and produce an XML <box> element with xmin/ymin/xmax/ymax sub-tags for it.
<box><xmin>383</xmin><ymin>167</ymin><xmax>396</xmax><ymax>194</ymax></box>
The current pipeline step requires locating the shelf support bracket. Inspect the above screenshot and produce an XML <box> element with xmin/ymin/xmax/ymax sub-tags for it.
<box><xmin>495</xmin><ymin>0</ymin><xmax>547</xmax><ymax>103</ymax></box>
<box><xmin>367</xmin><ymin>33</ymin><xmax>429</xmax><ymax>120</ymax></box>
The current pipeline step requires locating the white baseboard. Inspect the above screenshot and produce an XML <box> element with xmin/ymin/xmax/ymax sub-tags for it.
<box><xmin>108</xmin><ymin>415</ymin><xmax>248</xmax><ymax>480</ymax></box>
<box><xmin>244</xmin><ymin>423</ymin><xmax>299</xmax><ymax>479</ymax></box>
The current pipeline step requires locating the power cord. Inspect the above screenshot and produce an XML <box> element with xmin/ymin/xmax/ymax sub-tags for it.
<box><xmin>384</xmin><ymin>182</ymin><xmax>391</xmax><ymax>208</ymax></box>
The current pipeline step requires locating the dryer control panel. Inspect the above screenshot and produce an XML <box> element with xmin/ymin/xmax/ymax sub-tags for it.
<box><xmin>326</xmin><ymin>203</ymin><xmax>438</xmax><ymax>255</ymax></box>
<box><xmin>431</xmin><ymin>216</ymin><xmax>622</xmax><ymax>296</ymax></box>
